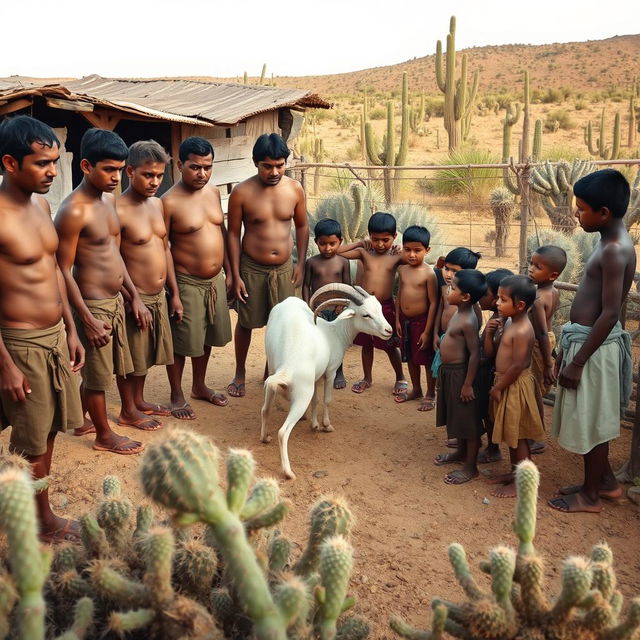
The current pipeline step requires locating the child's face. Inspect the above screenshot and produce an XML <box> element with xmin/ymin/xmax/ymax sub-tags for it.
<box><xmin>443</xmin><ymin>262</ymin><xmax>463</xmax><ymax>285</ymax></box>
<box><xmin>478</xmin><ymin>289</ymin><xmax>497</xmax><ymax>311</ymax></box>
<box><xmin>315</xmin><ymin>234</ymin><xmax>342</xmax><ymax>258</ymax></box>
<box><xmin>496</xmin><ymin>286</ymin><xmax>519</xmax><ymax>318</ymax></box>
<box><xmin>369</xmin><ymin>232</ymin><xmax>396</xmax><ymax>254</ymax></box>
<box><xmin>575</xmin><ymin>196</ymin><xmax>607</xmax><ymax>232</ymax></box>
<box><xmin>447</xmin><ymin>277</ymin><xmax>468</xmax><ymax>307</ymax></box>
<box><xmin>528</xmin><ymin>252</ymin><xmax>556</xmax><ymax>284</ymax></box>
<box><xmin>402</xmin><ymin>241</ymin><xmax>429</xmax><ymax>266</ymax></box>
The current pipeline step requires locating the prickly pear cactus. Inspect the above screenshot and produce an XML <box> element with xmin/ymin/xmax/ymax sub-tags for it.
<box><xmin>389</xmin><ymin>460</ymin><xmax>640</xmax><ymax>640</ymax></box>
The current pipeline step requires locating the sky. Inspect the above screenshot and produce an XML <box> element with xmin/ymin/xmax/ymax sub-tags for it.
<box><xmin>0</xmin><ymin>0</ymin><xmax>637</xmax><ymax>79</ymax></box>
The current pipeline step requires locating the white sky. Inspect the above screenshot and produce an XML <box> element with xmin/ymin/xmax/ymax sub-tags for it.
<box><xmin>0</xmin><ymin>0</ymin><xmax>637</xmax><ymax>79</ymax></box>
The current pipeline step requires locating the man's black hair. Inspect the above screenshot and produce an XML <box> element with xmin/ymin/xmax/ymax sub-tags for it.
<box><xmin>179</xmin><ymin>137</ymin><xmax>214</xmax><ymax>163</ymax></box>
<box><xmin>445</xmin><ymin>247</ymin><xmax>481</xmax><ymax>269</ymax></box>
<box><xmin>0</xmin><ymin>115</ymin><xmax>60</xmax><ymax>172</ymax></box>
<box><xmin>402</xmin><ymin>225</ymin><xmax>431</xmax><ymax>249</ymax></box>
<box><xmin>80</xmin><ymin>128</ymin><xmax>128</xmax><ymax>166</ymax></box>
<box><xmin>252</xmin><ymin>133</ymin><xmax>290</xmax><ymax>162</ymax></box>
<box><xmin>367</xmin><ymin>211</ymin><xmax>396</xmax><ymax>235</ymax></box>
<box><xmin>533</xmin><ymin>245</ymin><xmax>567</xmax><ymax>275</ymax></box>
<box><xmin>499</xmin><ymin>275</ymin><xmax>537</xmax><ymax>309</ymax></box>
<box><xmin>485</xmin><ymin>268</ymin><xmax>514</xmax><ymax>296</ymax></box>
<box><xmin>574</xmin><ymin>169</ymin><xmax>630</xmax><ymax>218</ymax></box>
<box><xmin>314</xmin><ymin>218</ymin><xmax>342</xmax><ymax>239</ymax></box>
<box><xmin>454</xmin><ymin>269</ymin><xmax>487</xmax><ymax>304</ymax></box>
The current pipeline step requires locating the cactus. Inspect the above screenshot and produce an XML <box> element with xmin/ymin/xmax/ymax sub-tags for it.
<box><xmin>409</xmin><ymin>94</ymin><xmax>427</xmax><ymax>135</ymax></box>
<box><xmin>623</xmin><ymin>168</ymin><xmax>640</xmax><ymax>230</ymax></box>
<box><xmin>630</xmin><ymin>79</ymin><xmax>637</xmax><ymax>148</ymax></box>
<box><xmin>584</xmin><ymin>108</ymin><xmax>621</xmax><ymax>160</ymax></box>
<box><xmin>174</xmin><ymin>539</ymin><xmax>219</xmax><ymax>602</ymax></box>
<box><xmin>260</xmin><ymin>63</ymin><xmax>267</xmax><ymax>85</ymax></box>
<box><xmin>529</xmin><ymin>159</ymin><xmax>596</xmax><ymax>233</ymax></box>
<box><xmin>390</xmin><ymin>460</ymin><xmax>640</xmax><ymax>640</ymax></box>
<box><xmin>489</xmin><ymin>186</ymin><xmax>515</xmax><ymax>257</ymax></box>
<box><xmin>0</xmin><ymin>571</ymin><xmax>17</xmax><ymax>640</ymax></box>
<box><xmin>53</xmin><ymin>596</ymin><xmax>94</xmax><ymax>640</ymax></box>
<box><xmin>435</xmin><ymin>16</ymin><xmax>479</xmax><ymax>152</ymax></box>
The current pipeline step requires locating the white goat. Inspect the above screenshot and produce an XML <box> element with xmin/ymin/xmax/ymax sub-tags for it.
<box><xmin>261</xmin><ymin>283</ymin><xmax>392</xmax><ymax>479</ymax></box>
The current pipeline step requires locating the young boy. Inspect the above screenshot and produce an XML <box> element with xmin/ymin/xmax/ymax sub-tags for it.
<box><xmin>394</xmin><ymin>225</ymin><xmax>438</xmax><ymax>410</ymax></box>
<box><xmin>303</xmin><ymin>218</ymin><xmax>351</xmax><ymax>389</ymax></box>
<box><xmin>487</xmin><ymin>275</ymin><xmax>544</xmax><ymax>498</ymax></box>
<box><xmin>56</xmin><ymin>129</ymin><xmax>149</xmax><ymax>454</ymax></box>
<box><xmin>550</xmin><ymin>169</ymin><xmax>635</xmax><ymax>514</ymax></box>
<box><xmin>434</xmin><ymin>269</ymin><xmax>486</xmax><ymax>484</ymax></box>
<box><xmin>116</xmin><ymin>140</ymin><xmax>182</xmax><ymax>427</ymax></box>
<box><xmin>476</xmin><ymin>268</ymin><xmax>514</xmax><ymax>464</ymax></box>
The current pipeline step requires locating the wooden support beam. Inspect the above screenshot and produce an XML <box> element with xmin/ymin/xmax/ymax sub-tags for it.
<box><xmin>46</xmin><ymin>97</ymin><xmax>93</xmax><ymax>112</ymax></box>
<box><xmin>81</xmin><ymin>110</ymin><xmax>121</xmax><ymax>131</ymax></box>
<box><xmin>0</xmin><ymin>98</ymin><xmax>33</xmax><ymax>116</ymax></box>
<box><xmin>171</xmin><ymin>123</ymin><xmax>182</xmax><ymax>183</ymax></box>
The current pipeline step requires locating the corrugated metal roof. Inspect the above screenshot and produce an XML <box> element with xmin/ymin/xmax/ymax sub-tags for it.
<box><xmin>0</xmin><ymin>75</ymin><xmax>331</xmax><ymax>126</ymax></box>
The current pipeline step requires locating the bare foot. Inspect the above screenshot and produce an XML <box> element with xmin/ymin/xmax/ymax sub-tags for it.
<box><xmin>417</xmin><ymin>396</ymin><xmax>436</xmax><ymax>411</ymax></box>
<box><xmin>548</xmin><ymin>493</ymin><xmax>602</xmax><ymax>513</ymax></box>
<box><xmin>351</xmin><ymin>379</ymin><xmax>372</xmax><ymax>394</ymax></box>
<box><xmin>444</xmin><ymin>469</ymin><xmax>478</xmax><ymax>485</ymax></box>
<box><xmin>434</xmin><ymin>451</ymin><xmax>463</xmax><ymax>466</ymax></box>
<box><xmin>486</xmin><ymin>472</ymin><xmax>515</xmax><ymax>485</ymax></box>
<box><xmin>93</xmin><ymin>434</ymin><xmax>144</xmax><ymax>455</ymax></box>
<box><xmin>191</xmin><ymin>387</ymin><xmax>228</xmax><ymax>407</ymax></box>
<box><xmin>492</xmin><ymin>482</ymin><xmax>517</xmax><ymax>498</ymax></box>
<box><xmin>557</xmin><ymin>484</ymin><xmax>623</xmax><ymax>500</ymax></box>
<box><xmin>73</xmin><ymin>418</ymin><xmax>95</xmax><ymax>436</ymax></box>
<box><xmin>227</xmin><ymin>379</ymin><xmax>246</xmax><ymax>398</ymax></box>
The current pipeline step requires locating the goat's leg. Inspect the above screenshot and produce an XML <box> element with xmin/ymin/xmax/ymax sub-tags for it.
<box><xmin>278</xmin><ymin>385</ymin><xmax>314</xmax><ymax>480</ymax></box>
<box><xmin>310</xmin><ymin>379</ymin><xmax>322</xmax><ymax>431</ymax></box>
<box><xmin>321</xmin><ymin>369</ymin><xmax>336</xmax><ymax>432</ymax></box>
<box><xmin>260</xmin><ymin>382</ymin><xmax>278</xmax><ymax>443</ymax></box>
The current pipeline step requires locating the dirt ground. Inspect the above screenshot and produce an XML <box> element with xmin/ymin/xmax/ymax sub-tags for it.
<box><xmin>1</xmin><ymin>315</ymin><xmax>638</xmax><ymax>637</ymax></box>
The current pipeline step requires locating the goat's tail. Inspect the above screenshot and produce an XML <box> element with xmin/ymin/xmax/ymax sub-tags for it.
<box><xmin>264</xmin><ymin>370</ymin><xmax>290</xmax><ymax>394</ymax></box>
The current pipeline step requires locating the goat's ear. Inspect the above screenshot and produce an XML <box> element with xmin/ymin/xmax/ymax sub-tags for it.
<box><xmin>339</xmin><ymin>309</ymin><xmax>356</xmax><ymax>320</ymax></box>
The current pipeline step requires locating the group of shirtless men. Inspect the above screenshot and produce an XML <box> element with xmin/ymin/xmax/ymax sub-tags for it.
<box><xmin>0</xmin><ymin>116</ymin><xmax>308</xmax><ymax>543</ymax></box>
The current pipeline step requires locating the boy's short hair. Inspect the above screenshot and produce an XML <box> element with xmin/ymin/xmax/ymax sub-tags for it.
<box><xmin>368</xmin><ymin>212</ymin><xmax>396</xmax><ymax>235</ymax></box>
<box><xmin>81</xmin><ymin>128</ymin><xmax>128</xmax><ymax>166</ymax></box>
<box><xmin>252</xmin><ymin>133</ymin><xmax>290</xmax><ymax>162</ymax></box>
<box><xmin>179</xmin><ymin>137</ymin><xmax>214</xmax><ymax>162</ymax></box>
<box><xmin>402</xmin><ymin>225</ymin><xmax>430</xmax><ymax>249</ymax></box>
<box><xmin>0</xmin><ymin>115</ymin><xmax>60</xmax><ymax>172</ymax></box>
<box><xmin>574</xmin><ymin>169</ymin><xmax>630</xmax><ymax>218</ymax></box>
<box><xmin>445</xmin><ymin>247</ymin><xmax>481</xmax><ymax>269</ymax></box>
<box><xmin>485</xmin><ymin>268</ymin><xmax>514</xmax><ymax>296</ymax></box>
<box><xmin>314</xmin><ymin>218</ymin><xmax>342</xmax><ymax>239</ymax></box>
<box><xmin>128</xmin><ymin>140</ymin><xmax>170</xmax><ymax>167</ymax></box>
<box><xmin>533</xmin><ymin>245</ymin><xmax>567</xmax><ymax>275</ymax></box>
<box><xmin>499</xmin><ymin>275</ymin><xmax>537</xmax><ymax>309</ymax></box>
<box><xmin>454</xmin><ymin>269</ymin><xmax>487</xmax><ymax>304</ymax></box>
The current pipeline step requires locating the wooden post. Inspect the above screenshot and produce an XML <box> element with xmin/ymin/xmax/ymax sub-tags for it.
<box><xmin>630</xmin><ymin>359</ymin><xmax>640</xmax><ymax>480</ymax></box>
<box><xmin>170</xmin><ymin>123</ymin><xmax>182</xmax><ymax>184</ymax></box>
<box><xmin>81</xmin><ymin>110</ymin><xmax>120</xmax><ymax>131</ymax></box>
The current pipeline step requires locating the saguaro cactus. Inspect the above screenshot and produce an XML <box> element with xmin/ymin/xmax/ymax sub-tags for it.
<box><xmin>584</xmin><ymin>108</ymin><xmax>621</xmax><ymax>160</ymax></box>
<box><xmin>628</xmin><ymin>79</ymin><xmax>637</xmax><ymax>149</ymax></box>
<box><xmin>435</xmin><ymin>16</ymin><xmax>479</xmax><ymax>152</ymax></box>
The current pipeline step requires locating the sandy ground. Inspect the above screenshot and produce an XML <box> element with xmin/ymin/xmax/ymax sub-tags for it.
<box><xmin>2</xmin><ymin>315</ymin><xmax>638</xmax><ymax>637</ymax></box>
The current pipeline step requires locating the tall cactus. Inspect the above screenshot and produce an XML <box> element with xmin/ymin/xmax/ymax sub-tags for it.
<box><xmin>489</xmin><ymin>187</ymin><xmax>515</xmax><ymax>257</ymax></box>
<box><xmin>623</xmin><ymin>169</ymin><xmax>640</xmax><ymax>230</ymax></box>
<box><xmin>435</xmin><ymin>16</ymin><xmax>479</xmax><ymax>152</ymax></box>
<box><xmin>628</xmin><ymin>79</ymin><xmax>637</xmax><ymax>149</ymax></box>
<box><xmin>584</xmin><ymin>108</ymin><xmax>621</xmax><ymax>160</ymax></box>
<box><xmin>409</xmin><ymin>94</ymin><xmax>426</xmax><ymax>134</ymax></box>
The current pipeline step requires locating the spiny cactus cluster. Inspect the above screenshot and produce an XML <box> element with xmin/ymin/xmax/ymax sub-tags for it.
<box><xmin>584</xmin><ymin>107</ymin><xmax>621</xmax><ymax>160</ymax></box>
<box><xmin>0</xmin><ymin>434</ymin><xmax>369</xmax><ymax>640</ymax></box>
<box><xmin>390</xmin><ymin>460</ymin><xmax>640</xmax><ymax>640</ymax></box>
<box><xmin>489</xmin><ymin>187</ymin><xmax>515</xmax><ymax>258</ymax></box>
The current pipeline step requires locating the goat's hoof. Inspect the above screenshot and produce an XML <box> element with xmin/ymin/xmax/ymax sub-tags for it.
<box><xmin>322</xmin><ymin>424</ymin><xmax>335</xmax><ymax>432</ymax></box>
<box><xmin>310</xmin><ymin>422</ymin><xmax>320</xmax><ymax>431</ymax></box>
<box><xmin>283</xmin><ymin>469</ymin><xmax>296</xmax><ymax>480</ymax></box>
<box><xmin>261</xmin><ymin>434</ymin><xmax>272</xmax><ymax>444</ymax></box>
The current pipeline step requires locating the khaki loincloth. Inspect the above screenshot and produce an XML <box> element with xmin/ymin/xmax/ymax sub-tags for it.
<box><xmin>75</xmin><ymin>293</ymin><xmax>134</xmax><ymax>391</ymax></box>
<box><xmin>436</xmin><ymin>362</ymin><xmax>483</xmax><ymax>440</ymax></box>
<box><xmin>552</xmin><ymin>322</ymin><xmax>632</xmax><ymax>455</ymax></box>
<box><xmin>126</xmin><ymin>291</ymin><xmax>174</xmax><ymax>375</ymax></box>
<box><xmin>0</xmin><ymin>320</ymin><xmax>83</xmax><ymax>456</ymax></box>
<box><xmin>491</xmin><ymin>368</ymin><xmax>545</xmax><ymax>449</ymax></box>
<box><xmin>171</xmin><ymin>271</ymin><xmax>231</xmax><ymax>357</ymax></box>
<box><xmin>238</xmin><ymin>253</ymin><xmax>295</xmax><ymax>329</ymax></box>
<box><xmin>531</xmin><ymin>330</ymin><xmax>557</xmax><ymax>398</ymax></box>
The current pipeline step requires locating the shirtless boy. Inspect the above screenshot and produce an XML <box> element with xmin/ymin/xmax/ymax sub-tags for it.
<box><xmin>488</xmin><ymin>275</ymin><xmax>544</xmax><ymax>498</ymax></box>
<box><xmin>338</xmin><ymin>212</ymin><xmax>407</xmax><ymax>396</ymax></box>
<box><xmin>162</xmin><ymin>136</ymin><xmax>232</xmax><ymax>419</ymax></box>
<box><xmin>302</xmin><ymin>218</ymin><xmax>351</xmax><ymax>389</ymax></box>
<box><xmin>116</xmin><ymin>140</ymin><xmax>180</xmax><ymax>427</ymax></box>
<box><xmin>550</xmin><ymin>169</ymin><xmax>635</xmax><ymax>513</ymax></box>
<box><xmin>394</xmin><ymin>225</ymin><xmax>438</xmax><ymax>410</ymax></box>
<box><xmin>56</xmin><ymin>128</ymin><xmax>148</xmax><ymax>455</ymax></box>
<box><xmin>0</xmin><ymin>116</ymin><xmax>84</xmax><ymax>542</ymax></box>
<box><xmin>227</xmin><ymin>133</ymin><xmax>308</xmax><ymax>397</ymax></box>
<box><xmin>434</xmin><ymin>269</ymin><xmax>486</xmax><ymax>485</ymax></box>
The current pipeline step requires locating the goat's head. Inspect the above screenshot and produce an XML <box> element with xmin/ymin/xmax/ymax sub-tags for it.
<box><xmin>309</xmin><ymin>284</ymin><xmax>392</xmax><ymax>340</ymax></box>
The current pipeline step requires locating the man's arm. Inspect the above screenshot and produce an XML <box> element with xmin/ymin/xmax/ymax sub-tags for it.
<box><xmin>461</xmin><ymin>319</ymin><xmax>480</xmax><ymax>402</ymax></box>
<box><xmin>559</xmin><ymin>245</ymin><xmax>627</xmax><ymax>389</ymax></box>
<box><xmin>56</xmin><ymin>265</ymin><xmax>84</xmax><ymax>372</ymax></box>
<box><xmin>54</xmin><ymin>206</ymin><xmax>111</xmax><ymax>348</ymax></box>
<box><xmin>291</xmin><ymin>182</ymin><xmax>309</xmax><ymax>287</ymax></box>
<box><xmin>530</xmin><ymin>297</ymin><xmax>555</xmax><ymax>385</ymax></box>
<box><xmin>227</xmin><ymin>187</ymin><xmax>247</xmax><ymax>302</ymax></box>
<box><xmin>160</xmin><ymin>202</ymin><xmax>183</xmax><ymax>322</ymax></box>
<box><xmin>302</xmin><ymin>259</ymin><xmax>313</xmax><ymax>304</ymax></box>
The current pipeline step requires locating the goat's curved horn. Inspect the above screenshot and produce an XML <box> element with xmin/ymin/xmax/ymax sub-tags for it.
<box><xmin>309</xmin><ymin>283</ymin><xmax>366</xmax><ymax>310</ymax></box>
<box><xmin>353</xmin><ymin>285</ymin><xmax>370</xmax><ymax>298</ymax></box>
<box><xmin>313</xmin><ymin>298</ymin><xmax>352</xmax><ymax>324</ymax></box>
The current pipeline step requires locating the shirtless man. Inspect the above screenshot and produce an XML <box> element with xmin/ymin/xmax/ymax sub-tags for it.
<box><xmin>55</xmin><ymin>128</ymin><xmax>148</xmax><ymax>455</ymax></box>
<box><xmin>227</xmin><ymin>133</ymin><xmax>308</xmax><ymax>397</ymax></box>
<box><xmin>550</xmin><ymin>169</ymin><xmax>636</xmax><ymax>513</ymax></box>
<box><xmin>0</xmin><ymin>115</ymin><xmax>84</xmax><ymax>542</ymax></box>
<box><xmin>116</xmin><ymin>140</ymin><xmax>181</xmax><ymax>428</ymax></box>
<box><xmin>162</xmin><ymin>137</ymin><xmax>232</xmax><ymax>419</ymax></box>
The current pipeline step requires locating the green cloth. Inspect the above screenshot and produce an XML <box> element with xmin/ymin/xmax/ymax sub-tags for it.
<box><xmin>552</xmin><ymin>321</ymin><xmax>632</xmax><ymax>455</ymax></box>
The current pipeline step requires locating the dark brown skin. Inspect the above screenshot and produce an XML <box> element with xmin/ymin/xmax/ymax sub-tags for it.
<box><xmin>161</xmin><ymin>153</ymin><xmax>231</xmax><ymax>418</ymax></box>
<box><xmin>549</xmin><ymin>197</ymin><xmax>636</xmax><ymax>513</ymax></box>
<box><xmin>0</xmin><ymin>139</ymin><xmax>84</xmax><ymax>541</ymax></box>
<box><xmin>302</xmin><ymin>254</ymin><xmax>351</xmax><ymax>302</ymax></box>
<box><xmin>55</xmin><ymin>156</ymin><xmax>146</xmax><ymax>454</ymax></box>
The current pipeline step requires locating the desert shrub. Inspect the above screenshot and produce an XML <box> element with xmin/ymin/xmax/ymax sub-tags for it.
<box><xmin>415</xmin><ymin>176</ymin><xmax>435</xmax><ymax>195</ymax></box>
<box><xmin>345</xmin><ymin>143</ymin><xmax>363</xmax><ymax>161</ymax></box>
<box><xmin>424</xmin><ymin>96</ymin><xmax>444</xmax><ymax>118</ymax></box>
<box><xmin>544</xmin><ymin>109</ymin><xmax>574</xmax><ymax>131</ymax></box>
<box><xmin>334</xmin><ymin>111</ymin><xmax>357</xmax><ymax>128</ymax></box>
<box><xmin>369</xmin><ymin>107</ymin><xmax>386</xmax><ymax>120</ymax></box>
<box><xmin>574</xmin><ymin>99</ymin><xmax>587</xmax><ymax>111</ymax></box>
<box><xmin>541</xmin><ymin>87</ymin><xmax>564</xmax><ymax>103</ymax></box>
